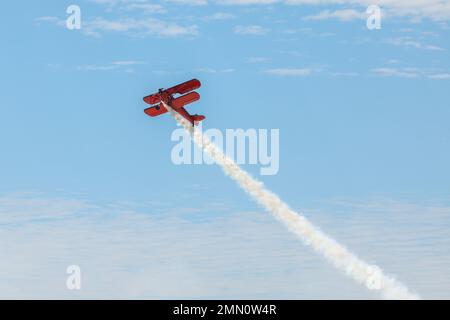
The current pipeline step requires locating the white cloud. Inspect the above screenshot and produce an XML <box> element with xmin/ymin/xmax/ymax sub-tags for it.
<box><xmin>203</xmin><ymin>12</ymin><xmax>237</xmax><ymax>20</ymax></box>
<box><xmin>34</xmin><ymin>16</ymin><xmax>61</xmax><ymax>24</ymax></box>
<box><xmin>217</xmin><ymin>0</ymin><xmax>279</xmax><ymax>4</ymax></box>
<box><xmin>285</xmin><ymin>0</ymin><xmax>450</xmax><ymax>21</ymax></box>
<box><xmin>0</xmin><ymin>192</ymin><xmax>348</xmax><ymax>299</ymax></box>
<box><xmin>265</xmin><ymin>68</ymin><xmax>313</xmax><ymax>76</ymax></box>
<box><xmin>84</xmin><ymin>17</ymin><xmax>199</xmax><ymax>37</ymax></box>
<box><xmin>234</xmin><ymin>25</ymin><xmax>269</xmax><ymax>35</ymax></box>
<box><xmin>387</xmin><ymin>59</ymin><xmax>401</xmax><ymax>64</ymax></box>
<box><xmin>372</xmin><ymin>66</ymin><xmax>450</xmax><ymax>79</ymax></box>
<box><xmin>246</xmin><ymin>57</ymin><xmax>271</xmax><ymax>63</ymax></box>
<box><xmin>112</xmin><ymin>60</ymin><xmax>144</xmax><ymax>66</ymax></box>
<box><xmin>34</xmin><ymin>16</ymin><xmax>67</xmax><ymax>29</ymax></box>
<box><xmin>304</xmin><ymin>9</ymin><xmax>366</xmax><ymax>21</ymax></box>
<box><xmin>77</xmin><ymin>60</ymin><xmax>145</xmax><ymax>72</ymax></box>
<box><xmin>92</xmin><ymin>0</ymin><xmax>207</xmax><ymax>7</ymax></box>
<box><xmin>34</xmin><ymin>13</ymin><xmax>198</xmax><ymax>38</ymax></box>
<box><xmin>124</xmin><ymin>3</ymin><xmax>167</xmax><ymax>14</ymax></box>
<box><xmin>282</xmin><ymin>27</ymin><xmax>335</xmax><ymax>38</ymax></box>
<box><xmin>428</xmin><ymin>73</ymin><xmax>450</xmax><ymax>80</ymax></box>
<box><xmin>90</xmin><ymin>0</ymin><xmax>167</xmax><ymax>13</ymax></box>
<box><xmin>0</xmin><ymin>192</ymin><xmax>93</xmax><ymax>225</ymax></box>
<box><xmin>386</xmin><ymin>37</ymin><xmax>445</xmax><ymax>51</ymax></box>
<box><xmin>90</xmin><ymin>0</ymin><xmax>117</xmax><ymax>4</ymax></box>
<box><xmin>78</xmin><ymin>65</ymin><xmax>118</xmax><ymax>71</ymax></box>
<box><xmin>329</xmin><ymin>71</ymin><xmax>359</xmax><ymax>77</ymax></box>
<box><xmin>371</xmin><ymin>67</ymin><xmax>420</xmax><ymax>78</ymax></box>
<box><xmin>165</xmin><ymin>0</ymin><xmax>208</xmax><ymax>5</ymax></box>
<box><xmin>1</xmin><ymin>193</ymin><xmax>449</xmax><ymax>298</ymax></box>
<box><xmin>195</xmin><ymin>68</ymin><xmax>236</xmax><ymax>73</ymax></box>
<box><xmin>89</xmin><ymin>0</ymin><xmax>450</xmax><ymax>22</ymax></box>
<box><xmin>264</xmin><ymin>66</ymin><xmax>358</xmax><ymax>77</ymax></box>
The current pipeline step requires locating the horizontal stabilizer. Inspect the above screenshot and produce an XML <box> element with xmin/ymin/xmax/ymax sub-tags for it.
<box><xmin>192</xmin><ymin>115</ymin><xmax>205</xmax><ymax>125</ymax></box>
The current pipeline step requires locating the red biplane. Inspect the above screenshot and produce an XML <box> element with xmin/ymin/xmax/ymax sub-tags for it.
<box><xmin>143</xmin><ymin>79</ymin><xmax>204</xmax><ymax>126</ymax></box>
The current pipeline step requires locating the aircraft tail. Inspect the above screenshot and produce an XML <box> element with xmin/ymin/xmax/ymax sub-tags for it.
<box><xmin>192</xmin><ymin>115</ymin><xmax>205</xmax><ymax>126</ymax></box>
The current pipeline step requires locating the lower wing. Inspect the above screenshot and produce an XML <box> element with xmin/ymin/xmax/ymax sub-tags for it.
<box><xmin>144</xmin><ymin>103</ymin><xmax>167</xmax><ymax>117</ymax></box>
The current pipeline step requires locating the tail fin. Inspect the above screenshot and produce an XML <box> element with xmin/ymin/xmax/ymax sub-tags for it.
<box><xmin>192</xmin><ymin>115</ymin><xmax>205</xmax><ymax>126</ymax></box>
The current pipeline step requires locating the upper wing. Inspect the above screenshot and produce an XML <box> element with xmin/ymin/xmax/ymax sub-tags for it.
<box><xmin>143</xmin><ymin>93</ymin><xmax>161</xmax><ymax>105</ymax></box>
<box><xmin>166</xmin><ymin>79</ymin><xmax>201</xmax><ymax>96</ymax></box>
<box><xmin>143</xmin><ymin>79</ymin><xmax>201</xmax><ymax>105</ymax></box>
<box><xmin>144</xmin><ymin>103</ymin><xmax>167</xmax><ymax>117</ymax></box>
<box><xmin>171</xmin><ymin>92</ymin><xmax>200</xmax><ymax>110</ymax></box>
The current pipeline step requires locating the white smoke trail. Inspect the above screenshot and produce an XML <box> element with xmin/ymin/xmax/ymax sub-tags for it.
<box><xmin>163</xmin><ymin>103</ymin><xmax>420</xmax><ymax>300</ymax></box>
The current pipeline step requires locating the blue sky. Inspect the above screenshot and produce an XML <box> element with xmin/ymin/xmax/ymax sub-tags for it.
<box><xmin>1</xmin><ymin>0</ymin><xmax>450</xmax><ymax>298</ymax></box>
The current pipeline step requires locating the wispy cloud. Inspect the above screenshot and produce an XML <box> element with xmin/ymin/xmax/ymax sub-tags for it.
<box><xmin>84</xmin><ymin>17</ymin><xmax>199</xmax><ymax>37</ymax></box>
<box><xmin>0</xmin><ymin>192</ymin><xmax>337</xmax><ymax>299</ymax></box>
<box><xmin>385</xmin><ymin>37</ymin><xmax>445</xmax><ymax>51</ymax></box>
<box><xmin>203</xmin><ymin>12</ymin><xmax>236</xmax><ymax>20</ymax></box>
<box><xmin>1</xmin><ymin>192</ymin><xmax>449</xmax><ymax>298</ymax></box>
<box><xmin>371</xmin><ymin>66</ymin><xmax>450</xmax><ymax>80</ymax></box>
<box><xmin>35</xmin><ymin>15</ymin><xmax>198</xmax><ymax>38</ymax></box>
<box><xmin>90</xmin><ymin>0</ymin><xmax>167</xmax><ymax>14</ymax></box>
<box><xmin>285</xmin><ymin>0</ymin><xmax>450</xmax><ymax>22</ymax></box>
<box><xmin>246</xmin><ymin>57</ymin><xmax>271</xmax><ymax>63</ymax></box>
<box><xmin>428</xmin><ymin>73</ymin><xmax>450</xmax><ymax>80</ymax></box>
<box><xmin>304</xmin><ymin>9</ymin><xmax>366</xmax><ymax>21</ymax></box>
<box><xmin>166</xmin><ymin>0</ymin><xmax>208</xmax><ymax>5</ymax></box>
<box><xmin>234</xmin><ymin>25</ymin><xmax>269</xmax><ymax>35</ymax></box>
<box><xmin>36</xmin><ymin>0</ymin><xmax>198</xmax><ymax>38</ymax></box>
<box><xmin>264</xmin><ymin>68</ymin><xmax>313</xmax><ymax>76</ymax></box>
<box><xmin>89</xmin><ymin>0</ymin><xmax>450</xmax><ymax>22</ymax></box>
<box><xmin>124</xmin><ymin>3</ymin><xmax>167</xmax><ymax>14</ymax></box>
<box><xmin>282</xmin><ymin>27</ymin><xmax>335</xmax><ymax>38</ymax></box>
<box><xmin>0</xmin><ymin>192</ymin><xmax>94</xmax><ymax>225</ymax></box>
<box><xmin>195</xmin><ymin>68</ymin><xmax>236</xmax><ymax>73</ymax></box>
<box><xmin>264</xmin><ymin>67</ymin><xmax>359</xmax><ymax>77</ymax></box>
<box><xmin>371</xmin><ymin>67</ymin><xmax>420</xmax><ymax>78</ymax></box>
<box><xmin>77</xmin><ymin>60</ymin><xmax>145</xmax><ymax>72</ymax></box>
<box><xmin>34</xmin><ymin>16</ymin><xmax>64</xmax><ymax>26</ymax></box>
<box><xmin>217</xmin><ymin>0</ymin><xmax>279</xmax><ymax>4</ymax></box>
